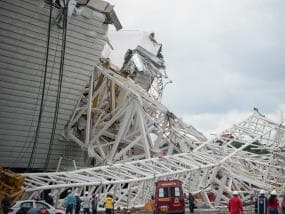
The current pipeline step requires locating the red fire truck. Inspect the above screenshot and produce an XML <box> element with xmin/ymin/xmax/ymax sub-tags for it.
<box><xmin>154</xmin><ymin>179</ymin><xmax>185</xmax><ymax>214</ymax></box>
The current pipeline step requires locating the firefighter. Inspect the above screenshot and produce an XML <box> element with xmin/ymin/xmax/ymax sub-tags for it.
<box><xmin>268</xmin><ymin>190</ymin><xmax>280</xmax><ymax>214</ymax></box>
<box><xmin>228</xmin><ymin>191</ymin><xmax>243</xmax><ymax>214</ymax></box>
<box><xmin>281</xmin><ymin>193</ymin><xmax>285</xmax><ymax>214</ymax></box>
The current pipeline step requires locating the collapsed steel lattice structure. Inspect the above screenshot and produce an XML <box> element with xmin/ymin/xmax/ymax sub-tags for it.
<box><xmin>64</xmin><ymin>43</ymin><xmax>207</xmax><ymax>166</ymax></box>
<box><xmin>21</xmin><ymin>36</ymin><xmax>285</xmax><ymax>209</ymax></box>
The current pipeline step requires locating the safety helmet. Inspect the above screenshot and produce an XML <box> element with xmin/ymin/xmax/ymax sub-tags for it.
<box><xmin>74</xmin><ymin>193</ymin><xmax>79</xmax><ymax>196</ymax></box>
<box><xmin>68</xmin><ymin>189</ymin><xmax>72</xmax><ymax>193</ymax></box>
<box><xmin>260</xmin><ymin>190</ymin><xmax>265</xmax><ymax>195</ymax></box>
<box><xmin>271</xmin><ymin>190</ymin><xmax>277</xmax><ymax>195</ymax></box>
<box><xmin>233</xmin><ymin>191</ymin><xmax>238</xmax><ymax>195</ymax></box>
<box><xmin>85</xmin><ymin>191</ymin><xmax>89</xmax><ymax>195</ymax></box>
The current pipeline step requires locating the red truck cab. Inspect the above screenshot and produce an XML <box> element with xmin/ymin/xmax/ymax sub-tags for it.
<box><xmin>155</xmin><ymin>179</ymin><xmax>185</xmax><ymax>214</ymax></box>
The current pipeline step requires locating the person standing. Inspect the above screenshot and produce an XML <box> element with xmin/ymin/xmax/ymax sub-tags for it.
<box><xmin>228</xmin><ymin>191</ymin><xmax>243</xmax><ymax>214</ymax></box>
<box><xmin>82</xmin><ymin>192</ymin><xmax>90</xmax><ymax>214</ymax></box>
<box><xmin>46</xmin><ymin>193</ymin><xmax>54</xmax><ymax>206</ymax></box>
<box><xmin>188</xmin><ymin>192</ymin><xmax>196</xmax><ymax>213</ymax></box>
<box><xmin>91</xmin><ymin>193</ymin><xmax>98</xmax><ymax>214</ymax></box>
<box><xmin>255</xmin><ymin>190</ymin><xmax>267</xmax><ymax>214</ymax></box>
<box><xmin>104</xmin><ymin>194</ymin><xmax>113</xmax><ymax>214</ymax></box>
<box><xmin>281</xmin><ymin>193</ymin><xmax>285</xmax><ymax>214</ymax></box>
<box><xmin>1</xmin><ymin>194</ymin><xmax>11</xmax><ymax>214</ymax></box>
<box><xmin>74</xmin><ymin>193</ymin><xmax>82</xmax><ymax>214</ymax></box>
<box><xmin>268</xmin><ymin>190</ymin><xmax>280</xmax><ymax>214</ymax></box>
<box><xmin>65</xmin><ymin>190</ymin><xmax>75</xmax><ymax>214</ymax></box>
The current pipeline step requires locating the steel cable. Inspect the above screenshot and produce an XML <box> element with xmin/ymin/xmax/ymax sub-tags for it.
<box><xmin>27</xmin><ymin>0</ymin><xmax>54</xmax><ymax>170</ymax></box>
<box><xmin>44</xmin><ymin>0</ymin><xmax>69</xmax><ymax>170</ymax></box>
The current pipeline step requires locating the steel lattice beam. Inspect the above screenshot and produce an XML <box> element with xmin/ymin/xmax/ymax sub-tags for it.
<box><xmin>21</xmin><ymin>39</ymin><xmax>285</xmax><ymax>209</ymax></box>
<box><xmin>64</xmin><ymin>62</ymin><xmax>206</xmax><ymax>166</ymax></box>
<box><xmin>22</xmin><ymin>112</ymin><xmax>285</xmax><ymax>208</ymax></box>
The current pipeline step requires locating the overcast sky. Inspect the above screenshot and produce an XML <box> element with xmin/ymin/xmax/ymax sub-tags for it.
<box><xmin>108</xmin><ymin>0</ymin><xmax>285</xmax><ymax>136</ymax></box>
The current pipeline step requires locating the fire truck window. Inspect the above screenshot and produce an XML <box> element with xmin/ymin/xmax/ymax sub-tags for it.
<box><xmin>169</xmin><ymin>187</ymin><xmax>180</xmax><ymax>197</ymax></box>
<box><xmin>174</xmin><ymin>187</ymin><xmax>180</xmax><ymax>197</ymax></box>
<box><xmin>159</xmin><ymin>187</ymin><xmax>169</xmax><ymax>198</ymax></box>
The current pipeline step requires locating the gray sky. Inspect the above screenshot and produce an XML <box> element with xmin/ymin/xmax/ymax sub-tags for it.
<box><xmin>108</xmin><ymin>0</ymin><xmax>285</xmax><ymax>135</ymax></box>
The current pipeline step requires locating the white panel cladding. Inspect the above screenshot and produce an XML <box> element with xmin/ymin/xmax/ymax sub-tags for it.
<box><xmin>0</xmin><ymin>0</ymin><xmax>109</xmax><ymax>170</ymax></box>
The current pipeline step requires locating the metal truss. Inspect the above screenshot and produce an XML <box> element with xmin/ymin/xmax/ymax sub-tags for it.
<box><xmin>21</xmin><ymin>36</ymin><xmax>285</xmax><ymax>209</ymax></box>
<box><xmin>22</xmin><ymin>111</ymin><xmax>285</xmax><ymax>208</ymax></box>
<box><xmin>64</xmin><ymin>60</ymin><xmax>206</xmax><ymax>165</ymax></box>
<box><xmin>22</xmin><ymin>152</ymin><xmax>217</xmax><ymax>207</ymax></box>
<box><xmin>194</xmin><ymin>111</ymin><xmax>285</xmax><ymax>203</ymax></box>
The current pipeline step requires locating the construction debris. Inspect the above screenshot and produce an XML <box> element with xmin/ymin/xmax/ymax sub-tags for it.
<box><xmin>0</xmin><ymin>168</ymin><xmax>24</xmax><ymax>208</ymax></box>
<box><xmin>22</xmin><ymin>43</ymin><xmax>285</xmax><ymax>207</ymax></box>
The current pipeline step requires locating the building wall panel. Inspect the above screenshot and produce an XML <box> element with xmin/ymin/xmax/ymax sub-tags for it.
<box><xmin>0</xmin><ymin>0</ymin><xmax>109</xmax><ymax>170</ymax></box>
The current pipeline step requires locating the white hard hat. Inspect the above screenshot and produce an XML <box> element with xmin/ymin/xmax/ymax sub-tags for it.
<box><xmin>48</xmin><ymin>193</ymin><xmax>52</xmax><ymax>196</ymax></box>
<box><xmin>271</xmin><ymin>190</ymin><xmax>277</xmax><ymax>195</ymax></box>
<box><xmin>85</xmin><ymin>191</ymin><xmax>89</xmax><ymax>195</ymax></box>
<box><xmin>74</xmin><ymin>193</ymin><xmax>79</xmax><ymax>196</ymax></box>
<box><xmin>260</xmin><ymin>190</ymin><xmax>265</xmax><ymax>195</ymax></box>
<box><xmin>233</xmin><ymin>191</ymin><xmax>238</xmax><ymax>195</ymax></box>
<box><xmin>68</xmin><ymin>189</ymin><xmax>72</xmax><ymax>193</ymax></box>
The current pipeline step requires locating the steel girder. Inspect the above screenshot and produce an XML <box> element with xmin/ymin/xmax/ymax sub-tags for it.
<box><xmin>22</xmin><ymin>111</ymin><xmax>285</xmax><ymax>208</ymax></box>
<box><xmin>22</xmin><ymin>152</ymin><xmax>218</xmax><ymax>207</ymax></box>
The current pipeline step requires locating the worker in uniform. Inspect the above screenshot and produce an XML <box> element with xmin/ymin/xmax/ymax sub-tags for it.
<box><xmin>82</xmin><ymin>192</ymin><xmax>90</xmax><ymax>214</ymax></box>
<box><xmin>91</xmin><ymin>193</ymin><xmax>98</xmax><ymax>214</ymax></box>
<box><xmin>104</xmin><ymin>194</ymin><xmax>114</xmax><ymax>214</ymax></box>
<box><xmin>255</xmin><ymin>190</ymin><xmax>267</xmax><ymax>214</ymax></box>
<box><xmin>188</xmin><ymin>192</ymin><xmax>196</xmax><ymax>213</ymax></box>
<box><xmin>74</xmin><ymin>193</ymin><xmax>81</xmax><ymax>214</ymax></box>
<box><xmin>65</xmin><ymin>190</ymin><xmax>75</xmax><ymax>214</ymax></box>
<box><xmin>268</xmin><ymin>190</ymin><xmax>280</xmax><ymax>214</ymax></box>
<box><xmin>228</xmin><ymin>191</ymin><xmax>243</xmax><ymax>214</ymax></box>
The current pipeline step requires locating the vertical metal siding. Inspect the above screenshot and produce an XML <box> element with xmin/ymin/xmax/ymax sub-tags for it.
<box><xmin>0</xmin><ymin>0</ymin><xmax>109</xmax><ymax>170</ymax></box>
